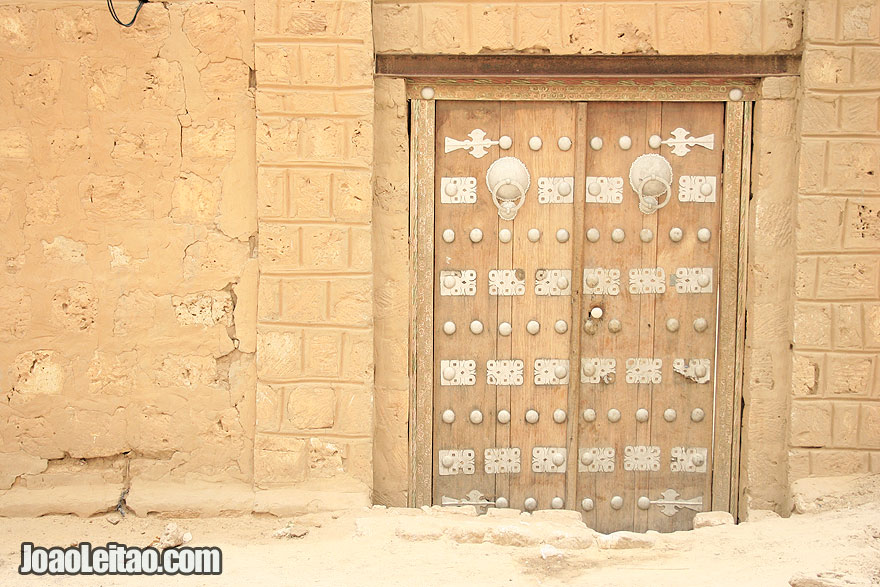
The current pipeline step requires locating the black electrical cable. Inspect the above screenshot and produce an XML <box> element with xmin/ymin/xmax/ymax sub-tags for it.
<box><xmin>107</xmin><ymin>0</ymin><xmax>146</xmax><ymax>27</ymax></box>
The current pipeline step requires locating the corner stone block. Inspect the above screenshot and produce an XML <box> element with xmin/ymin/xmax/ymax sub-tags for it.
<box><xmin>832</xmin><ymin>303</ymin><xmax>863</xmax><ymax>349</ymax></box>
<box><xmin>341</xmin><ymin>331</ymin><xmax>374</xmax><ymax>382</ymax></box>
<box><xmin>333</xmin><ymin>170</ymin><xmax>372</xmax><ymax>223</ymax></box>
<box><xmin>832</xmin><ymin>402</ymin><xmax>861</xmax><ymax>447</ymax></box>
<box><xmin>826</xmin><ymin>354</ymin><xmax>875</xmax><ymax>396</ymax></box>
<box><xmin>797</xmin><ymin>140</ymin><xmax>826</xmax><ymax>193</ymax></box>
<box><xmin>289</xmin><ymin>171</ymin><xmax>332</xmax><ymax>219</ymax></box>
<box><xmin>802</xmin><ymin>48</ymin><xmax>852</xmax><ymax>89</ymax></box>
<box><xmin>788</xmin><ymin>449</ymin><xmax>812</xmax><ymax>479</ymax></box>
<box><xmin>710</xmin><ymin>1</ymin><xmax>762</xmax><ymax>54</ymax></box>
<box><xmin>515</xmin><ymin>5</ymin><xmax>563</xmax><ymax>52</ymax></box>
<box><xmin>816</xmin><ymin>256</ymin><xmax>880</xmax><ymax>299</ymax></box>
<box><xmin>256</xmin><ymin>383</ymin><xmax>282</xmax><ymax>432</ymax></box>
<box><xmin>811</xmin><ymin>449</ymin><xmax>869</xmax><ymax>475</ymax></box>
<box><xmin>805</xmin><ymin>0</ymin><xmax>838</xmax><ymax>41</ymax></box>
<box><xmin>301</xmin><ymin>226</ymin><xmax>349</xmax><ymax>271</ymax></box>
<box><xmin>280</xmin><ymin>278</ymin><xmax>328</xmax><ymax>323</ymax></box>
<box><xmin>763</xmin><ymin>0</ymin><xmax>804</xmax><ymax>52</ymax></box>
<box><xmin>839</xmin><ymin>96</ymin><xmax>880</xmax><ymax>133</ymax></box>
<box><xmin>793</xmin><ymin>302</ymin><xmax>832</xmax><ymax>348</ymax></box>
<box><xmin>840</xmin><ymin>0</ymin><xmax>880</xmax><ymax>41</ymax></box>
<box><xmin>657</xmin><ymin>3</ymin><xmax>710</xmax><ymax>54</ymax></box>
<box><xmin>302</xmin><ymin>330</ymin><xmax>342</xmax><ymax>377</ymax></box>
<box><xmin>843</xmin><ymin>200</ymin><xmax>880</xmax><ymax>250</ymax></box>
<box><xmin>853</xmin><ymin>48</ymin><xmax>880</xmax><ymax>89</ymax></box>
<box><xmin>421</xmin><ymin>4</ymin><xmax>468</xmax><ymax>52</ymax></box>
<box><xmin>471</xmin><ymin>4</ymin><xmax>515</xmax><ymax>51</ymax></box>
<box><xmin>790</xmin><ymin>400</ymin><xmax>833</xmax><ymax>447</ymax></box>
<box><xmin>373</xmin><ymin>4</ymin><xmax>422</xmax><ymax>53</ymax></box>
<box><xmin>258</xmin><ymin>167</ymin><xmax>286</xmax><ymax>220</ymax></box>
<box><xmin>604</xmin><ymin>4</ymin><xmax>656</xmax><ymax>54</ymax></box>
<box><xmin>299</xmin><ymin>46</ymin><xmax>339</xmax><ymax>86</ymax></box>
<box><xmin>259</xmin><ymin>223</ymin><xmax>301</xmax><ymax>271</ymax></box>
<box><xmin>254</xmin><ymin>434</ymin><xmax>309</xmax><ymax>486</ymax></box>
<box><xmin>859</xmin><ymin>405</ymin><xmax>880</xmax><ymax>448</ymax></box>
<box><xmin>285</xmin><ymin>385</ymin><xmax>337</xmax><ymax>430</ymax></box>
<box><xmin>328</xmin><ymin>278</ymin><xmax>373</xmax><ymax>326</ymax></box>
<box><xmin>257</xmin><ymin>328</ymin><xmax>303</xmax><ymax>380</ymax></box>
<box><xmin>800</xmin><ymin>94</ymin><xmax>838</xmax><ymax>134</ymax></box>
<box><xmin>795</xmin><ymin>256</ymin><xmax>819</xmax><ymax>298</ymax></box>
<box><xmin>792</xmin><ymin>352</ymin><xmax>824</xmax><ymax>397</ymax></box>
<box><xmin>866</xmin><ymin>303</ymin><xmax>880</xmax><ymax>348</ymax></box>
<box><xmin>826</xmin><ymin>141</ymin><xmax>880</xmax><ymax>193</ymax></box>
<box><xmin>797</xmin><ymin>197</ymin><xmax>844</xmax><ymax>252</ymax></box>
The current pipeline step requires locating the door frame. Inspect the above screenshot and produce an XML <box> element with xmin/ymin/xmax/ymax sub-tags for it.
<box><xmin>407</xmin><ymin>79</ymin><xmax>753</xmax><ymax>520</ymax></box>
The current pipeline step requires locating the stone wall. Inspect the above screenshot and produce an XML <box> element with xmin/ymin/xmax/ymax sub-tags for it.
<box><xmin>789</xmin><ymin>0</ymin><xmax>880</xmax><ymax>479</ymax></box>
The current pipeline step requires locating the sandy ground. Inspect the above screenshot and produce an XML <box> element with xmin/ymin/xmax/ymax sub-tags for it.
<box><xmin>1</xmin><ymin>476</ymin><xmax>878</xmax><ymax>586</ymax></box>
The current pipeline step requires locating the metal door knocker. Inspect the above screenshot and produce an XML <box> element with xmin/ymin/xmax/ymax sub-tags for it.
<box><xmin>486</xmin><ymin>156</ymin><xmax>530</xmax><ymax>220</ymax></box>
<box><xmin>629</xmin><ymin>154</ymin><xmax>674</xmax><ymax>215</ymax></box>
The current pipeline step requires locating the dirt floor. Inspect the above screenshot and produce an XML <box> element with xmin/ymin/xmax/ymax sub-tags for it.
<box><xmin>1</xmin><ymin>475</ymin><xmax>878</xmax><ymax>586</ymax></box>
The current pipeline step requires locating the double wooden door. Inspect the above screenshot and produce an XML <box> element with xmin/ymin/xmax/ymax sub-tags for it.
<box><xmin>429</xmin><ymin>99</ymin><xmax>739</xmax><ymax>533</ymax></box>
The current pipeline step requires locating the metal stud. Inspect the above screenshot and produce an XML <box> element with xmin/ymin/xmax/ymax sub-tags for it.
<box><xmin>639</xmin><ymin>228</ymin><xmax>654</xmax><ymax>243</ymax></box>
<box><xmin>443</xmin><ymin>275</ymin><xmax>456</xmax><ymax>289</ymax></box>
<box><xmin>524</xmin><ymin>497</ymin><xmax>537</xmax><ymax>512</ymax></box>
<box><xmin>586</xmin><ymin>274</ymin><xmax>599</xmax><ymax>288</ymax></box>
<box><xmin>608</xmin><ymin>319</ymin><xmax>622</xmax><ymax>333</ymax></box>
<box><xmin>697</xmin><ymin>228</ymin><xmax>711</xmax><ymax>242</ymax></box>
<box><xmin>664</xmin><ymin>408</ymin><xmax>677</xmax><ymax>422</ymax></box>
<box><xmin>551</xmin><ymin>452</ymin><xmax>566</xmax><ymax>467</ymax></box>
<box><xmin>558</xmin><ymin>136</ymin><xmax>572</xmax><ymax>151</ymax></box>
<box><xmin>648</xmin><ymin>134</ymin><xmax>662</xmax><ymax>149</ymax></box>
<box><xmin>420</xmin><ymin>87</ymin><xmax>435</xmax><ymax>100</ymax></box>
<box><xmin>607</xmin><ymin>408</ymin><xmax>621</xmax><ymax>423</ymax></box>
<box><xmin>499</xmin><ymin>135</ymin><xmax>512</xmax><ymax>150</ymax></box>
<box><xmin>611</xmin><ymin>228</ymin><xmax>625</xmax><ymax>243</ymax></box>
<box><xmin>557</xmin><ymin>181</ymin><xmax>572</xmax><ymax>197</ymax></box>
<box><xmin>587</xmin><ymin>181</ymin><xmax>602</xmax><ymax>197</ymax></box>
<box><xmin>581</xmin><ymin>498</ymin><xmax>595</xmax><ymax>511</ymax></box>
<box><xmin>528</xmin><ymin>228</ymin><xmax>541</xmax><ymax>242</ymax></box>
<box><xmin>525</xmin><ymin>409</ymin><xmax>539</xmax><ymax>424</ymax></box>
<box><xmin>583</xmin><ymin>320</ymin><xmax>597</xmax><ymax>335</ymax></box>
<box><xmin>583</xmin><ymin>409</ymin><xmax>597</xmax><ymax>422</ymax></box>
<box><xmin>694</xmin><ymin>317</ymin><xmax>708</xmax><ymax>332</ymax></box>
<box><xmin>666</xmin><ymin>318</ymin><xmax>680</xmax><ymax>332</ymax></box>
<box><xmin>441</xmin><ymin>454</ymin><xmax>454</xmax><ymax>468</ymax></box>
<box><xmin>586</xmin><ymin>228</ymin><xmax>600</xmax><ymax>242</ymax></box>
<box><xmin>692</xmin><ymin>452</ymin><xmax>706</xmax><ymax>467</ymax></box>
<box><xmin>442</xmin><ymin>229</ymin><xmax>455</xmax><ymax>243</ymax></box>
<box><xmin>554</xmin><ymin>364</ymin><xmax>568</xmax><ymax>379</ymax></box>
<box><xmin>470</xmin><ymin>410</ymin><xmax>483</xmax><ymax>424</ymax></box>
<box><xmin>580</xmin><ymin>452</ymin><xmax>594</xmax><ymax>466</ymax></box>
<box><xmin>554</xmin><ymin>319</ymin><xmax>568</xmax><ymax>334</ymax></box>
<box><xmin>610</xmin><ymin>496</ymin><xmax>624</xmax><ymax>510</ymax></box>
<box><xmin>443</xmin><ymin>321</ymin><xmax>456</xmax><ymax>335</ymax></box>
<box><xmin>556</xmin><ymin>228</ymin><xmax>570</xmax><ymax>243</ymax></box>
<box><xmin>553</xmin><ymin>409</ymin><xmax>567</xmax><ymax>423</ymax></box>
<box><xmin>495</xmin><ymin>497</ymin><xmax>509</xmax><ymax>508</ymax></box>
<box><xmin>529</xmin><ymin>136</ymin><xmax>543</xmax><ymax>151</ymax></box>
<box><xmin>441</xmin><ymin>409</ymin><xmax>455</xmax><ymax>424</ymax></box>
<box><xmin>582</xmin><ymin>362</ymin><xmax>595</xmax><ymax>377</ymax></box>
<box><xmin>551</xmin><ymin>497</ymin><xmax>564</xmax><ymax>509</ymax></box>
<box><xmin>695</xmin><ymin>364</ymin><xmax>708</xmax><ymax>378</ymax></box>
<box><xmin>729</xmin><ymin>87</ymin><xmax>744</xmax><ymax>101</ymax></box>
<box><xmin>497</xmin><ymin>409</ymin><xmax>511</xmax><ymax>424</ymax></box>
<box><xmin>590</xmin><ymin>307</ymin><xmax>604</xmax><ymax>320</ymax></box>
<box><xmin>442</xmin><ymin>366</ymin><xmax>456</xmax><ymax>381</ymax></box>
<box><xmin>499</xmin><ymin>322</ymin><xmax>512</xmax><ymax>336</ymax></box>
<box><xmin>557</xmin><ymin>275</ymin><xmax>570</xmax><ymax>290</ymax></box>
<box><xmin>499</xmin><ymin>228</ymin><xmax>512</xmax><ymax>243</ymax></box>
<box><xmin>470</xmin><ymin>320</ymin><xmax>484</xmax><ymax>334</ymax></box>
<box><xmin>619</xmin><ymin>135</ymin><xmax>633</xmax><ymax>150</ymax></box>
<box><xmin>590</xmin><ymin>137</ymin><xmax>603</xmax><ymax>150</ymax></box>
<box><xmin>470</xmin><ymin>228</ymin><xmax>483</xmax><ymax>243</ymax></box>
<box><xmin>635</xmin><ymin>408</ymin><xmax>649</xmax><ymax>422</ymax></box>
<box><xmin>444</xmin><ymin>182</ymin><xmax>458</xmax><ymax>197</ymax></box>
<box><xmin>700</xmin><ymin>182</ymin><xmax>714</xmax><ymax>197</ymax></box>
<box><xmin>669</xmin><ymin>227</ymin><xmax>683</xmax><ymax>242</ymax></box>
<box><xmin>691</xmin><ymin>408</ymin><xmax>705</xmax><ymax>422</ymax></box>
<box><xmin>527</xmin><ymin>320</ymin><xmax>540</xmax><ymax>335</ymax></box>
<box><xmin>637</xmin><ymin>496</ymin><xmax>651</xmax><ymax>510</ymax></box>
<box><xmin>697</xmin><ymin>274</ymin><xmax>710</xmax><ymax>288</ymax></box>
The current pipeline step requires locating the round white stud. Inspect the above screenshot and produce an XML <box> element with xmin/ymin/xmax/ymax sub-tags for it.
<box><xmin>554</xmin><ymin>319</ymin><xmax>568</xmax><ymax>334</ymax></box>
<box><xmin>499</xmin><ymin>322</ymin><xmax>512</xmax><ymax>336</ymax></box>
<box><xmin>611</xmin><ymin>228</ymin><xmax>625</xmax><ymax>243</ymax></box>
<box><xmin>729</xmin><ymin>87</ymin><xmax>744</xmax><ymax>101</ymax></box>
<box><xmin>590</xmin><ymin>306</ymin><xmax>604</xmax><ymax>320</ymax></box>
<box><xmin>666</xmin><ymin>318</ymin><xmax>680</xmax><ymax>332</ymax></box>
<box><xmin>524</xmin><ymin>497</ymin><xmax>537</xmax><ymax>512</ymax></box>
<box><xmin>583</xmin><ymin>320</ymin><xmax>597</xmax><ymax>335</ymax></box>
<box><xmin>558</xmin><ymin>136</ymin><xmax>572</xmax><ymax>151</ymax></box>
<box><xmin>582</xmin><ymin>362</ymin><xmax>596</xmax><ymax>377</ymax></box>
<box><xmin>557</xmin><ymin>275</ymin><xmax>569</xmax><ymax>290</ymax></box>
<box><xmin>470</xmin><ymin>320</ymin><xmax>484</xmax><ymax>335</ymax></box>
<box><xmin>528</xmin><ymin>136</ymin><xmax>542</xmax><ymax>151</ymax></box>
<box><xmin>583</xmin><ymin>409</ymin><xmax>597</xmax><ymax>423</ymax></box>
<box><xmin>639</xmin><ymin>228</ymin><xmax>654</xmax><ymax>243</ymax></box>
<box><xmin>691</xmin><ymin>408</ymin><xmax>705</xmax><ymax>422</ymax></box>
<box><xmin>441</xmin><ymin>455</ymin><xmax>454</xmax><ymax>468</ymax></box>
<box><xmin>470</xmin><ymin>228</ymin><xmax>483</xmax><ymax>243</ymax></box>
<box><xmin>695</xmin><ymin>364</ymin><xmax>708</xmax><ymax>378</ymax></box>
<box><xmin>581</xmin><ymin>498</ymin><xmax>595</xmax><ymax>511</ymax></box>
<box><xmin>527</xmin><ymin>320</ymin><xmax>540</xmax><ymax>335</ymax></box>
<box><xmin>527</xmin><ymin>228</ymin><xmax>541</xmax><ymax>242</ymax></box>
<box><xmin>557</xmin><ymin>181</ymin><xmax>572</xmax><ymax>197</ymax></box>
<box><xmin>649</xmin><ymin>134</ymin><xmax>662</xmax><ymax>149</ymax></box>
<box><xmin>697</xmin><ymin>274</ymin><xmax>710</xmax><ymax>288</ymax></box>
<box><xmin>580</xmin><ymin>452</ymin><xmax>594</xmax><ymax>465</ymax></box>
<box><xmin>637</xmin><ymin>496</ymin><xmax>651</xmax><ymax>510</ymax></box>
<box><xmin>469</xmin><ymin>410</ymin><xmax>483</xmax><ymax>424</ymax></box>
<box><xmin>553</xmin><ymin>409</ymin><xmax>567</xmax><ymax>424</ymax></box>
<box><xmin>525</xmin><ymin>409</ymin><xmax>539</xmax><ymax>424</ymax></box>
<box><xmin>692</xmin><ymin>452</ymin><xmax>706</xmax><ymax>466</ymax></box>
<box><xmin>586</xmin><ymin>274</ymin><xmax>599</xmax><ymax>288</ymax></box>
<box><xmin>664</xmin><ymin>408</ymin><xmax>677</xmax><ymax>422</ymax></box>
<box><xmin>499</xmin><ymin>135</ymin><xmax>512</xmax><ymax>150</ymax></box>
<box><xmin>610</xmin><ymin>496</ymin><xmax>624</xmax><ymax>510</ymax></box>
<box><xmin>441</xmin><ymin>409</ymin><xmax>455</xmax><ymax>424</ymax></box>
<box><xmin>669</xmin><ymin>227</ymin><xmax>683</xmax><ymax>242</ymax></box>
<box><xmin>700</xmin><ymin>182</ymin><xmax>713</xmax><ymax>197</ymax></box>
<box><xmin>554</xmin><ymin>364</ymin><xmax>568</xmax><ymax>379</ymax></box>
<box><xmin>444</xmin><ymin>182</ymin><xmax>458</xmax><ymax>197</ymax></box>
<box><xmin>497</xmin><ymin>410</ymin><xmax>511</xmax><ymax>424</ymax></box>
<box><xmin>495</xmin><ymin>497</ymin><xmax>509</xmax><ymax>508</ymax></box>
<box><xmin>635</xmin><ymin>408</ymin><xmax>649</xmax><ymax>422</ymax></box>
<box><xmin>619</xmin><ymin>135</ymin><xmax>633</xmax><ymax>150</ymax></box>
<box><xmin>442</xmin><ymin>366</ymin><xmax>456</xmax><ymax>381</ymax></box>
<box><xmin>443</xmin><ymin>275</ymin><xmax>456</xmax><ymax>289</ymax></box>
<box><xmin>420</xmin><ymin>87</ymin><xmax>435</xmax><ymax>100</ymax></box>
<box><xmin>694</xmin><ymin>317</ymin><xmax>709</xmax><ymax>332</ymax></box>
<box><xmin>608</xmin><ymin>319</ymin><xmax>622</xmax><ymax>333</ymax></box>
<box><xmin>587</xmin><ymin>182</ymin><xmax>602</xmax><ymax>197</ymax></box>
<box><xmin>590</xmin><ymin>136</ymin><xmax>603</xmax><ymax>151</ymax></box>
<box><xmin>551</xmin><ymin>452</ymin><xmax>566</xmax><ymax>467</ymax></box>
<box><xmin>443</xmin><ymin>321</ymin><xmax>456</xmax><ymax>335</ymax></box>
<box><xmin>551</xmin><ymin>497</ymin><xmax>564</xmax><ymax>509</ymax></box>
<box><xmin>586</xmin><ymin>228</ymin><xmax>600</xmax><ymax>242</ymax></box>
<box><xmin>499</xmin><ymin>228</ymin><xmax>512</xmax><ymax>243</ymax></box>
<box><xmin>556</xmin><ymin>228</ymin><xmax>570</xmax><ymax>243</ymax></box>
<box><xmin>442</xmin><ymin>229</ymin><xmax>455</xmax><ymax>243</ymax></box>
<box><xmin>607</xmin><ymin>408</ymin><xmax>621</xmax><ymax>423</ymax></box>
<box><xmin>697</xmin><ymin>228</ymin><xmax>711</xmax><ymax>242</ymax></box>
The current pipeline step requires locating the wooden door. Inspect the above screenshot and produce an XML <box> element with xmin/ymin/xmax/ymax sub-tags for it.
<box><xmin>429</xmin><ymin>99</ymin><xmax>733</xmax><ymax>533</ymax></box>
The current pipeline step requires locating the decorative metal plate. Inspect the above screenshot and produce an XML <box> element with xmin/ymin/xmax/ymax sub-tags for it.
<box><xmin>445</xmin><ymin>129</ymin><xmax>498</xmax><ymax>158</ymax></box>
<box><xmin>670</xmin><ymin>447</ymin><xmax>709</xmax><ymax>473</ymax></box>
<box><xmin>531</xmin><ymin>447</ymin><xmax>567</xmax><ymax>473</ymax></box>
<box><xmin>537</xmin><ymin>176</ymin><xmax>575</xmax><ymax>203</ymax></box>
<box><xmin>671</xmin><ymin>267</ymin><xmax>713</xmax><ymax>293</ymax></box>
<box><xmin>578</xmin><ymin>447</ymin><xmax>615</xmax><ymax>473</ymax></box>
<box><xmin>484</xmin><ymin>448</ymin><xmax>522</xmax><ymax>474</ymax></box>
<box><xmin>535</xmin><ymin>269</ymin><xmax>572</xmax><ymax>296</ymax></box>
<box><xmin>440</xmin><ymin>177</ymin><xmax>478</xmax><ymax>203</ymax></box>
<box><xmin>678</xmin><ymin>176</ymin><xmax>717</xmax><ymax>202</ymax></box>
<box><xmin>651</xmin><ymin>489</ymin><xmax>703</xmax><ymax>517</ymax></box>
<box><xmin>534</xmin><ymin>359</ymin><xmax>570</xmax><ymax>385</ymax></box>
<box><xmin>625</xmin><ymin>358</ymin><xmax>662</xmax><ymax>384</ymax></box>
<box><xmin>623</xmin><ymin>445</ymin><xmax>661</xmax><ymax>472</ymax></box>
<box><xmin>486</xmin><ymin>359</ymin><xmax>524</xmax><ymax>386</ymax></box>
<box><xmin>439</xmin><ymin>270</ymin><xmax>477</xmax><ymax>296</ymax></box>
<box><xmin>585</xmin><ymin>176</ymin><xmax>624</xmax><ymax>203</ymax></box>
<box><xmin>438</xmin><ymin>449</ymin><xmax>476</xmax><ymax>476</ymax></box>
<box><xmin>440</xmin><ymin>360</ymin><xmax>477</xmax><ymax>386</ymax></box>
<box><xmin>628</xmin><ymin>268</ymin><xmax>667</xmax><ymax>294</ymax></box>
<box><xmin>488</xmin><ymin>269</ymin><xmax>526</xmax><ymax>296</ymax></box>
<box><xmin>672</xmin><ymin>358</ymin><xmax>711</xmax><ymax>383</ymax></box>
<box><xmin>662</xmin><ymin>127</ymin><xmax>715</xmax><ymax>157</ymax></box>
<box><xmin>583</xmin><ymin>268</ymin><xmax>621</xmax><ymax>295</ymax></box>
<box><xmin>580</xmin><ymin>358</ymin><xmax>616</xmax><ymax>384</ymax></box>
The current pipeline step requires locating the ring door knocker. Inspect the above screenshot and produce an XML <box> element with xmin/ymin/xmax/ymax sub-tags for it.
<box><xmin>486</xmin><ymin>156</ymin><xmax>531</xmax><ymax>221</ymax></box>
<box><xmin>629</xmin><ymin>154</ymin><xmax>674</xmax><ymax>215</ymax></box>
